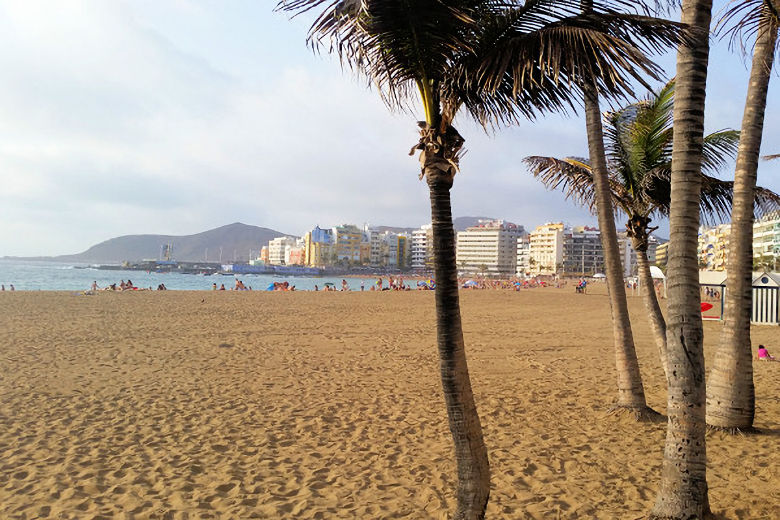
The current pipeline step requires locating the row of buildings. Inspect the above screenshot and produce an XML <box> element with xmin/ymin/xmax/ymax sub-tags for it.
<box><xmin>252</xmin><ymin>211</ymin><xmax>780</xmax><ymax>278</ymax></box>
<box><xmin>697</xmin><ymin>211</ymin><xmax>780</xmax><ymax>271</ymax></box>
<box><xmin>254</xmin><ymin>219</ymin><xmax>667</xmax><ymax>278</ymax></box>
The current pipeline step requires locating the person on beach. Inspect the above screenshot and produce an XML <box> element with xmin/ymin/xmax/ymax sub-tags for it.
<box><xmin>361</xmin><ymin>281</ymin><xmax>365</xmax><ymax>291</ymax></box>
<box><xmin>757</xmin><ymin>345</ymin><xmax>776</xmax><ymax>361</ymax></box>
<box><xmin>219</xmin><ymin>284</ymin><xmax>226</xmax><ymax>291</ymax></box>
<box><xmin>314</xmin><ymin>285</ymin><xmax>319</xmax><ymax>291</ymax></box>
<box><xmin>341</xmin><ymin>279</ymin><xmax>349</xmax><ymax>291</ymax></box>
<box><xmin>10</xmin><ymin>284</ymin><xmax>14</xmax><ymax>291</ymax></box>
<box><xmin>91</xmin><ymin>281</ymin><xmax>99</xmax><ymax>291</ymax></box>
<box><xmin>212</xmin><ymin>283</ymin><xmax>217</xmax><ymax>290</ymax></box>
<box><xmin>1</xmin><ymin>285</ymin><xmax>4</xmax><ymax>291</ymax></box>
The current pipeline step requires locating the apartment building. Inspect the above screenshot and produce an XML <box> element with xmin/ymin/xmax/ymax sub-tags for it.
<box><xmin>529</xmin><ymin>222</ymin><xmax>564</xmax><ymax>275</ymax></box>
<box><xmin>698</xmin><ymin>224</ymin><xmax>731</xmax><ymax>271</ymax></box>
<box><xmin>516</xmin><ymin>235</ymin><xmax>530</xmax><ymax>276</ymax></box>
<box><xmin>456</xmin><ymin>219</ymin><xmax>526</xmax><ymax>277</ymax></box>
<box><xmin>332</xmin><ymin>224</ymin><xmax>363</xmax><ymax>263</ymax></box>
<box><xmin>268</xmin><ymin>236</ymin><xmax>298</xmax><ymax>265</ymax></box>
<box><xmin>304</xmin><ymin>226</ymin><xmax>334</xmax><ymax>267</ymax></box>
<box><xmin>617</xmin><ymin>231</ymin><xmax>662</xmax><ymax>277</ymax></box>
<box><xmin>753</xmin><ymin>210</ymin><xmax>780</xmax><ymax>270</ymax></box>
<box><xmin>563</xmin><ymin>226</ymin><xmax>604</xmax><ymax>276</ymax></box>
<box><xmin>411</xmin><ymin>224</ymin><xmax>433</xmax><ymax>271</ymax></box>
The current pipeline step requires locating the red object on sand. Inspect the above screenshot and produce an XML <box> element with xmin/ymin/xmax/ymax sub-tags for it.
<box><xmin>700</xmin><ymin>302</ymin><xmax>713</xmax><ymax>312</ymax></box>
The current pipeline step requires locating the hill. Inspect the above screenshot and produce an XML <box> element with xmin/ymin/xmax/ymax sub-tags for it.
<box><xmin>44</xmin><ymin>223</ymin><xmax>288</xmax><ymax>264</ymax></box>
<box><xmin>453</xmin><ymin>216</ymin><xmax>496</xmax><ymax>231</ymax></box>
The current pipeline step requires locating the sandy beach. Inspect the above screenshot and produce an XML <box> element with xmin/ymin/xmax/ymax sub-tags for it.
<box><xmin>0</xmin><ymin>287</ymin><xmax>777</xmax><ymax>519</ymax></box>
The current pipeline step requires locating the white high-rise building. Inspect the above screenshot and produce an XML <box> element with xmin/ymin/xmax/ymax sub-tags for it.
<box><xmin>411</xmin><ymin>224</ymin><xmax>433</xmax><ymax>271</ymax></box>
<box><xmin>753</xmin><ymin>210</ymin><xmax>780</xmax><ymax>271</ymax></box>
<box><xmin>456</xmin><ymin>219</ymin><xmax>525</xmax><ymax>277</ymax></box>
<box><xmin>516</xmin><ymin>235</ymin><xmax>530</xmax><ymax>276</ymax></box>
<box><xmin>618</xmin><ymin>231</ymin><xmax>664</xmax><ymax>277</ymax></box>
<box><xmin>268</xmin><ymin>236</ymin><xmax>298</xmax><ymax>265</ymax></box>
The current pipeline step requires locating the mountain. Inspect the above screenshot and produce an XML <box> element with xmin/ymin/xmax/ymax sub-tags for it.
<box><xmin>41</xmin><ymin>223</ymin><xmax>288</xmax><ymax>264</ymax></box>
<box><xmin>453</xmin><ymin>216</ymin><xmax>495</xmax><ymax>231</ymax></box>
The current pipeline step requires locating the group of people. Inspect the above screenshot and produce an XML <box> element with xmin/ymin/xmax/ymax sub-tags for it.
<box><xmin>703</xmin><ymin>286</ymin><xmax>722</xmax><ymax>300</ymax></box>
<box><xmin>575</xmin><ymin>279</ymin><xmax>588</xmax><ymax>294</ymax></box>
<box><xmin>1</xmin><ymin>284</ymin><xmax>15</xmax><ymax>291</ymax></box>
<box><xmin>88</xmin><ymin>280</ymin><xmax>167</xmax><ymax>292</ymax></box>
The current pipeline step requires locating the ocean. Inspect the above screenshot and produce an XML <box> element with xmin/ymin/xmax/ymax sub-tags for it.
<box><xmin>0</xmin><ymin>259</ymin><xmax>385</xmax><ymax>292</ymax></box>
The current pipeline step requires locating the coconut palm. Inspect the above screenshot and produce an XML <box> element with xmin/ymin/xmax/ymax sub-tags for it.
<box><xmin>279</xmin><ymin>0</ymin><xmax>684</xmax><ymax>517</ymax></box>
<box><xmin>650</xmin><ymin>0</ymin><xmax>714</xmax><ymax>517</ymax></box>
<box><xmin>525</xmin><ymin>80</ymin><xmax>780</xmax><ymax>375</ymax></box>
<box><xmin>706</xmin><ymin>0</ymin><xmax>780</xmax><ymax>431</ymax></box>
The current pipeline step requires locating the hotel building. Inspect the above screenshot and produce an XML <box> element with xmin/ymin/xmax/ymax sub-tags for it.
<box><xmin>529</xmin><ymin>222</ymin><xmax>564</xmax><ymax>275</ymax></box>
<box><xmin>456</xmin><ymin>219</ymin><xmax>526</xmax><ymax>277</ymax></box>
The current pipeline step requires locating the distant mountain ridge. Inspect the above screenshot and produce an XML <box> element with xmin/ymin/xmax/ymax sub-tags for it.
<box><xmin>7</xmin><ymin>217</ymin><xmax>498</xmax><ymax>264</ymax></box>
<box><xmin>16</xmin><ymin>223</ymin><xmax>289</xmax><ymax>264</ymax></box>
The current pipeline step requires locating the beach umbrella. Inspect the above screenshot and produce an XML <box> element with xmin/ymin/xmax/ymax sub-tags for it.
<box><xmin>593</xmin><ymin>273</ymin><xmax>606</xmax><ymax>278</ymax></box>
<box><xmin>463</xmin><ymin>280</ymin><xmax>479</xmax><ymax>288</ymax></box>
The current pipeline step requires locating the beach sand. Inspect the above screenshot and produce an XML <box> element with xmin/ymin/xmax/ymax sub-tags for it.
<box><xmin>0</xmin><ymin>287</ymin><xmax>777</xmax><ymax>519</ymax></box>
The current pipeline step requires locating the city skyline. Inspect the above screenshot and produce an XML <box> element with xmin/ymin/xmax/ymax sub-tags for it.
<box><xmin>1</xmin><ymin>1</ymin><xmax>778</xmax><ymax>257</ymax></box>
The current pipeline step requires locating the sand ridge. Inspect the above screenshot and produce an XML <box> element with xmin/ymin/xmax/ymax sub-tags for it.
<box><xmin>0</xmin><ymin>288</ymin><xmax>777</xmax><ymax>519</ymax></box>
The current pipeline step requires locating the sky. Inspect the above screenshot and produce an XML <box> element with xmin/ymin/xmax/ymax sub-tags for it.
<box><xmin>0</xmin><ymin>0</ymin><xmax>778</xmax><ymax>256</ymax></box>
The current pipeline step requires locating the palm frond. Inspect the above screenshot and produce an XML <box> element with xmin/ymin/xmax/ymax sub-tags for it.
<box><xmin>763</xmin><ymin>153</ymin><xmax>780</xmax><ymax>160</ymax></box>
<box><xmin>523</xmin><ymin>156</ymin><xmax>599</xmax><ymax>211</ymax></box>
<box><xmin>279</xmin><ymin>0</ymin><xmax>687</xmax><ymax>128</ymax></box>
<box><xmin>716</xmin><ymin>0</ymin><xmax>780</xmax><ymax>55</ymax></box>
<box><xmin>701</xmin><ymin>129</ymin><xmax>741</xmax><ymax>175</ymax></box>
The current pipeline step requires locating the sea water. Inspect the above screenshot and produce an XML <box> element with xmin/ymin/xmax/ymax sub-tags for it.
<box><xmin>0</xmin><ymin>259</ymin><xmax>384</xmax><ymax>292</ymax></box>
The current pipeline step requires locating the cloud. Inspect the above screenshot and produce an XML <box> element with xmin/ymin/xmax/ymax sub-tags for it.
<box><xmin>0</xmin><ymin>0</ymin><xmax>777</xmax><ymax>256</ymax></box>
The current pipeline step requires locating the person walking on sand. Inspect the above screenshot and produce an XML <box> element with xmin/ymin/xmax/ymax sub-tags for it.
<box><xmin>9</xmin><ymin>284</ymin><xmax>14</xmax><ymax>291</ymax></box>
<box><xmin>361</xmin><ymin>281</ymin><xmax>365</xmax><ymax>291</ymax></box>
<box><xmin>91</xmin><ymin>281</ymin><xmax>99</xmax><ymax>291</ymax></box>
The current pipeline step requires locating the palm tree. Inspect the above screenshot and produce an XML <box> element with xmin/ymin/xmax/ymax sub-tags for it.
<box><xmin>650</xmin><ymin>0</ymin><xmax>713</xmax><ymax>517</ymax></box>
<box><xmin>525</xmin><ymin>81</ymin><xmax>780</xmax><ymax>376</ymax></box>
<box><xmin>280</xmin><ymin>1</ymin><xmax>685</xmax><ymax>517</ymax></box>
<box><xmin>707</xmin><ymin>0</ymin><xmax>780</xmax><ymax>432</ymax></box>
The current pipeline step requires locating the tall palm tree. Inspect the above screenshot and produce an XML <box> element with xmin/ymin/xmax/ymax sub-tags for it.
<box><xmin>650</xmin><ymin>0</ymin><xmax>713</xmax><ymax>517</ymax></box>
<box><xmin>280</xmin><ymin>1</ymin><xmax>684</xmax><ymax>517</ymax></box>
<box><xmin>707</xmin><ymin>0</ymin><xmax>780</xmax><ymax>432</ymax></box>
<box><xmin>525</xmin><ymin>81</ymin><xmax>780</xmax><ymax>375</ymax></box>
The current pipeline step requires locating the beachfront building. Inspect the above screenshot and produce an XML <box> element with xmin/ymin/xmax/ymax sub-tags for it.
<box><xmin>562</xmin><ymin>226</ymin><xmax>604</xmax><ymax>276</ymax></box>
<box><xmin>529</xmin><ymin>222</ymin><xmax>564</xmax><ymax>275</ymax></box>
<box><xmin>697</xmin><ymin>224</ymin><xmax>731</xmax><ymax>271</ymax></box>
<box><xmin>616</xmin><ymin>231</ymin><xmax>663</xmax><ymax>278</ymax></box>
<box><xmin>285</xmin><ymin>238</ymin><xmax>306</xmax><ymax>266</ymax></box>
<box><xmin>655</xmin><ymin>242</ymin><xmax>669</xmax><ymax>268</ymax></box>
<box><xmin>268</xmin><ymin>236</ymin><xmax>298</xmax><ymax>265</ymax></box>
<box><xmin>516</xmin><ymin>235</ymin><xmax>530</xmax><ymax>276</ymax></box>
<box><xmin>456</xmin><ymin>219</ymin><xmax>526</xmax><ymax>277</ymax></box>
<box><xmin>411</xmin><ymin>224</ymin><xmax>433</xmax><ymax>272</ymax></box>
<box><xmin>374</xmin><ymin>231</ymin><xmax>410</xmax><ymax>268</ymax></box>
<box><xmin>332</xmin><ymin>224</ymin><xmax>363</xmax><ymax>264</ymax></box>
<box><xmin>753</xmin><ymin>210</ymin><xmax>780</xmax><ymax>271</ymax></box>
<box><xmin>304</xmin><ymin>226</ymin><xmax>334</xmax><ymax>267</ymax></box>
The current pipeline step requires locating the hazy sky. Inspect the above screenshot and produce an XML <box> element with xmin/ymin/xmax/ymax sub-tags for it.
<box><xmin>0</xmin><ymin>1</ymin><xmax>778</xmax><ymax>256</ymax></box>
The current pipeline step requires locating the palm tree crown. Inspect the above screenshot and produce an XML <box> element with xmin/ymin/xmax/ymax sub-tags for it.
<box><xmin>524</xmin><ymin>80</ymin><xmax>780</xmax><ymax>246</ymax></box>
<box><xmin>279</xmin><ymin>0</ymin><xmax>686</xmax><ymax>130</ymax></box>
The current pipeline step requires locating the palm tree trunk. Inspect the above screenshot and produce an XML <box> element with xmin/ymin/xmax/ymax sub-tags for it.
<box><xmin>425</xmin><ymin>145</ymin><xmax>490</xmax><ymax>520</ymax></box>
<box><xmin>650</xmin><ymin>0</ymin><xmax>712</xmax><ymax>517</ymax></box>
<box><xmin>706</xmin><ymin>10</ymin><xmax>778</xmax><ymax>432</ymax></box>
<box><xmin>583</xmin><ymin>85</ymin><xmax>654</xmax><ymax>417</ymax></box>
<box><xmin>631</xmin><ymin>236</ymin><xmax>668</xmax><ymax>377</ymax></box>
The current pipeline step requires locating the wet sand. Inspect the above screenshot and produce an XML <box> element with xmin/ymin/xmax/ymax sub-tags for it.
<box><xmin>0</xmin><ymin>287</ymin><xmax>777</xmax><ymax>519</ymax></box>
